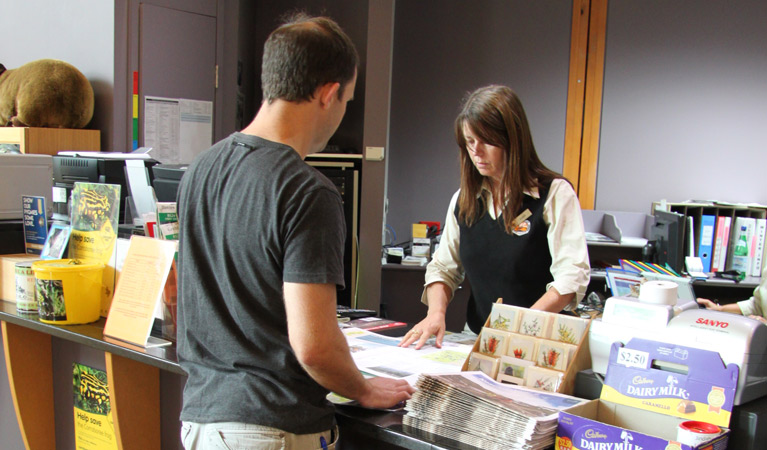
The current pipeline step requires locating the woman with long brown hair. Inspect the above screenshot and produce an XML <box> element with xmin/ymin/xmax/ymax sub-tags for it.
<box><xmin>400</xmin><ymin>85</ymin><xmax>590</xmax><ymax>349</ymax></box>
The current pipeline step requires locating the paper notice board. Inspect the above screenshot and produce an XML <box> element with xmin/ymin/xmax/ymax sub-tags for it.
<box><xmin>103</xmin><ymin>236</ymin><xmax>176</xmax><ymax>347</ymax></box>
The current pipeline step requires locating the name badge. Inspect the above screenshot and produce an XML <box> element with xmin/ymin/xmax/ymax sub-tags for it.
<box><xmin>511</xmin><ymin>209</ymin><xmax>532</xmax><ymax>236</ymax></box>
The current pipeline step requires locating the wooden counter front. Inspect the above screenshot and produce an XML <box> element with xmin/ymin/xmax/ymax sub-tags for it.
<box><xmin>0</xmin><ymin>300</ymin><xmax>182</xmax><ymax>450</ymax></box>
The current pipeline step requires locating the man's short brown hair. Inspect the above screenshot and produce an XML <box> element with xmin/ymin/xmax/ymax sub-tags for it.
<box><xmin>261</xmin><ymin>13</ymin><xmax>359</xmax><ymax>103</ymax></box>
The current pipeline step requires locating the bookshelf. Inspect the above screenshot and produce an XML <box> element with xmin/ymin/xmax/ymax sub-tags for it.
<box><xmin>584</xmin><ymin>207</ymin><xmax>762</xmax><ymax>304</ymax></box>
<box><xmin>651</xmin><ymin>201</ymin><xmax>767</xmax><ymax>277</ymax></box>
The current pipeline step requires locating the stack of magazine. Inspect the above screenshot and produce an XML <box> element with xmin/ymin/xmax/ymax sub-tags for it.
<box><xmin>403</xmin><ymin>372</ymin><xmax>587</xmax><ymax>450</ymax></box>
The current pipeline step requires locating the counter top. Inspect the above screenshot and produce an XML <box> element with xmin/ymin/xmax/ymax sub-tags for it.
<box><xmin>0</xmin><ymin>299</ymin><xmax>184</xmax><ymax>375</ymax></box>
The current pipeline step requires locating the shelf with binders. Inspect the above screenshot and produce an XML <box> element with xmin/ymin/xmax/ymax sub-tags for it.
<box><xmin>583</xmin><ymin>207</ymin><xmax>761</xmax><ymax>305</ymax></box>
<box><xmin>651</xmin><ymin>201</ymin><xmax>767</xmax><ymax>278</ymax></box>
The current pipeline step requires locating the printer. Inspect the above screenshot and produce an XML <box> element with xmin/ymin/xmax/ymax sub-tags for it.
<box><xmin>52</xmin><ymin>153</ymin><xmax>157</xmax><ymax>223</ymax></box>
<box><xmin>0</xmin><ymin>153</ymin><xmax>53</xmax><ymax>220</ymax></box>
<box><xmin>591</xmin><ymin>295</ymin><xmax>767</xmax><ymax>405</ymax></box>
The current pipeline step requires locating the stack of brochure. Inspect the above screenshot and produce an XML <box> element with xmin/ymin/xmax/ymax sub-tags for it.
<box><xmin>403</xmin><ymin>372</ymin><xmax>587</xmax><ymax>450</ymax></box>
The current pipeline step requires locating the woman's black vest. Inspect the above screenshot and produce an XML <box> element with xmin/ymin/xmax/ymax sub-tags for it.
<box><xmin>456</xmin><ymin>183</ymin><xmax>553</xmax><ymax>333</ymax></box>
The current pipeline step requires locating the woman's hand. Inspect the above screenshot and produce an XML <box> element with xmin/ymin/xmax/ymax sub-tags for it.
<box><xmin>748</xmin><ymin>315</ymin><xmax>767</xmax><ymax>324</ymax></box>
<box><xmin>696</xmin><ymin>298</ymin><xmax>722</xmax><ymax>311</ymax></box>
<box><xmin>398</xmin><ymin>311</ymin><xmax>446</xmax><ymax>350</ymax></box>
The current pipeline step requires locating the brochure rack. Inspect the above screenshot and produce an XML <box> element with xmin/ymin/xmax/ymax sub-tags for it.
<box><xmin>461</xmin><ymin>300</ymin><xmax>593</xmax><ymax>396</ymax></box>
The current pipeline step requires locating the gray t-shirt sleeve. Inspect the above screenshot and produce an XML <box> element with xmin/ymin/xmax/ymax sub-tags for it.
<box><xmin>282</xmin><ymin>186</ymin><xmax>346</xmax><ymax>288</ymax></box>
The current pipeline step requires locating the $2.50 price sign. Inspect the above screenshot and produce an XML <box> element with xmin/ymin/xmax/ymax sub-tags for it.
<box><xmin>617</xmin><ymin>347</ymin><xmax>649</xmax><ymax>369</ymax></box>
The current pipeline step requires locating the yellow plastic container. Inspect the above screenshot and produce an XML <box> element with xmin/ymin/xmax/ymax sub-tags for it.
<box><xmin>31</xmin><ymin>259</ymin><xmax>105</xmax><ymax>325</ymax></box>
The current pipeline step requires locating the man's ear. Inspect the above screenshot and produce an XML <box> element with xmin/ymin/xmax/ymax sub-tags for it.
<box><xmin>318</xmin><ymin>82</ymin><xmax>341</xmax><ymax>109</ymax></box>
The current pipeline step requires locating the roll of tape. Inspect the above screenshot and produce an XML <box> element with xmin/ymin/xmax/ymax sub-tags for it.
<box><xmin>677</xmin><ymin>421</ymin><xmax>720</xmax><ymax>446</ymax></box>
<box><xmin>639</xmin><ymin>280</ymin><xmax>678</xmax><ymax>305</ymax></box>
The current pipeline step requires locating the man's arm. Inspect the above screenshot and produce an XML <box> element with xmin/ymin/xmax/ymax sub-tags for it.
<box><xmin>284</xmin><ymin>282</ymin><xmax>414</xmax><ymax>408</ymax></box>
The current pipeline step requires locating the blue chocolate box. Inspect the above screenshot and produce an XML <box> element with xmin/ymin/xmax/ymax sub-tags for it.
<box><xmin>556</xmin><ymin>338</ymin><xmax>737</xmax><ymax>450</ymax></box>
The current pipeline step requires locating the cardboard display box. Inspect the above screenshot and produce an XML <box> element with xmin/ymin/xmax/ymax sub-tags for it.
<box><xmin>556</xmin><ymin>338</ymin><xmax>738</xmax><ymax>450</ymax></box>
<box><xmin>0</xmin><ymin>127</ymin><xmax>99</xmax><ymax>155</ymax></box>
<box><xmin>558</xmin><ymin>399</ymin><xmax>729</xmax><ymax>450</ymax></box>
<box><xmin>0</xmin><ymin>253</ymin><xmax>41</xmax><ymax>301</ymax></box>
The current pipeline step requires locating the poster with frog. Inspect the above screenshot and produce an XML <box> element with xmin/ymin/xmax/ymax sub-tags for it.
<box><xmin>73</xmin><ymin>363</ymin><xmax>118</xmax><ymax>450</ymax></box>
<box><xmin>69</xmin><ymin>182</ymin><xmax>120</xmax><ymax>315</ymax></box>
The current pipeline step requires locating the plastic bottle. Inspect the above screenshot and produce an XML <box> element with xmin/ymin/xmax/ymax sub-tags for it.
<box><xmin>732</xmin><ymin>225</ymin><xmax>749</xmax><ymax>272</ymax></box>
<box><xmin>734</xmin><ymin>226</ymin><xmax>748</xmax><ymax>257</ymax></box>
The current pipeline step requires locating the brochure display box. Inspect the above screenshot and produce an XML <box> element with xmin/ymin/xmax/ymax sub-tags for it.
<box><xmin>461</xmin><ymin>301</ymin><xmax>593</xmax><ymax>396</ymax></box>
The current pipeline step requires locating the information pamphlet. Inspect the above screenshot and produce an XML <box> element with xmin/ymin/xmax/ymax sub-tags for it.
<box><xmin>22</xmin><ymin>195</ymin><xmax>48</xmax><ymax>255</ymax></box>
<box><xmin>73</xmin><ymin>363</ymin><xmax>118</xmax><ymax>450</ymax></box>
<box><xmin>103</xmin><ymin>236</ymin><xmax>176</xmax><ymax>347</ymax></box>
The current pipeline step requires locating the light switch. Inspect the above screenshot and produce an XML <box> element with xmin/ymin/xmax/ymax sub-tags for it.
<box><xmin>365</xmin><ymin>146</ymin><xmax>385</xmax><ymax>161</ymax></box>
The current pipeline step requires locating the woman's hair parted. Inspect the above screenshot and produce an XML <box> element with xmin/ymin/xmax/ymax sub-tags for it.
<box><xmin>454</xmin><ymin>85</ymin><xmax>564</xmax><ymax>233</ymax></box>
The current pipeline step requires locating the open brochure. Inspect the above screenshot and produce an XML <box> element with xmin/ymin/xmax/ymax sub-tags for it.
<box><xmin>340</xmin><ymin>327</ymin><xmax>473</xmax><ymax>386</ymax></box>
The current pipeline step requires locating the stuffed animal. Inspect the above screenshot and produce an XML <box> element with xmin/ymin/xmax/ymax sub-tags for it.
<box><xmin>0</xmin><ymin>59</ymin><xmax>94</xmax><ymax>128</ymax></box>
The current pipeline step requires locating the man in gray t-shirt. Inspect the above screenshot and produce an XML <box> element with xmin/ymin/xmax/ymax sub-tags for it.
<box><xmin>176</xmin><ymin>13</ymin><xmax>414</xmax><ymax>450</ymax></box>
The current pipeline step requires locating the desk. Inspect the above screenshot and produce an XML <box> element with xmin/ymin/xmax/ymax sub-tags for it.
<box><xmin>336</xmin><ymin>406</ymin><xmax>483</xmax><ymax>450</ymax></box>
<box><xmin>12</xmin><ymin>300</ymin><xmax>763</xmax><ymax>449</ymax></box>
<box><xmin>589</xmin><ymin>269</ymin><xmax>760</xmax><ymax>304</ymax></box>
<box><xmin>0</xmin><ymin>300</ymin><xmax>478</xmax><ymax>450</ymax></box>
<box><xmin>336</xmin><ymin>326</ymin><xmax>484</xmax><ymax>450</ymax></box>
<box><xmin>381</xmin><ymin>264</ymin><xmax>470</xmax><ymax>332</ymax></box>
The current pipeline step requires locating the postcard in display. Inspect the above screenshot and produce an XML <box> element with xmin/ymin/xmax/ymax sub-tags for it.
<box><xmin>497</xmin><ymin>373</ymin><xmax>524</xmax><ymax>385</ymax></box>
<box><xmin>478</xmin><ymin>327</ymin><xmax>511</xmax><ymax>357</ymax></box>
<box><xmin>525</xmin><ymin>366</ymin><xmax>564</xmax><ymax>392</ymax></box>
<box><xmin>549</xmin><ymin>314</ymin><xmax>589</xmax><ymax>344</ymax></box>
<box><xmin>467</xmin><ymin>352</ymin><xmax>500</xmax><ymax>379</ymax></box>
<box><xmin>506</xmin><ymin>333</ymin><xmax>537</xmax><ymax>361</ymax></box>
<box><xmin>156</xmin><ymin>202</ymin><xmax>179</xmax><ymax>240</ymax></box>
<box><xmin>498</xmin><ymin>355</ymin><xmax>535</xmax><ymax>381</ymax></box>
<box><xmin>564</xmin><ymin>342</ymin><xmax>578</xmax><ymax>365</ymax></box>
<box><xmin>489</xmin><ymin>303</ymin><xmax>523</xmax><ymax>332</ymax></box>
<box><xmin>517</xmin><ymin>309</ymin><xmax>552</xmax><ymax>337</ymax></box>
<box><xmin>535</xmin><ymin>340</ymin><xmax>570</xmax><ymax>371</ymax></box>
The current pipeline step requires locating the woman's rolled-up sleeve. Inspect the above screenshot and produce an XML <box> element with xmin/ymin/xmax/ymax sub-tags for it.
<box><xmin>543</xmin><ymin>179</ymin><xmax>591</xmax><ymax>311</ymax></box>
<box><xmin>421</xmin><ymin>190</ymin><xmax>465</xmax><ymax>305</ymax></box>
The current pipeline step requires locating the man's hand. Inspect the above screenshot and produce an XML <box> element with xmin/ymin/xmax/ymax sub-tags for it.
<box><xmin>356</xmin><ymin>377</ymin><xmax>416</xmax><ymax>409</ymax></box>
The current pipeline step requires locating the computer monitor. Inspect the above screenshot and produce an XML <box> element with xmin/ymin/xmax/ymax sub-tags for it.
<box><xmin>151</xmin><ymin>164</ymin><xmax>188</xmax><ymax>202</ymax></box>
<box><xmin>650</xmin><ymin>209</ymin><xmax>685</xmax><ymax>273</ymax></box>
